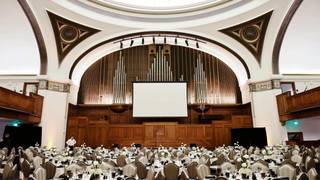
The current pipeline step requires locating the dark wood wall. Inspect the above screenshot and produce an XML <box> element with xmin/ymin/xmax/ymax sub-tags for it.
<box><xmin>66</xmin><ymin>116</ymin><xmax>253</xmax><ymax>148</ymax></box>
<box><xmin>277</xmin><ymin>86</ymin><xmax>320</xmax><ymax>122</ymax></box>
<box><xmin>68</xmin><ymin>103</ymin><xmax>251</xmax><ymax>124</ymax></box>
<box><xmin>78</xmin><ymin>45</ymin><xmax>241</xmax><ymax>105</ymax></box>
<box><xmin>0</xmin><ymin>87</ymin><xmax>43</xmax><ymax>123</ymax></box>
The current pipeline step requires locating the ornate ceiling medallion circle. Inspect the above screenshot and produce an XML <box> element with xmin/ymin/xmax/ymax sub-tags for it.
<box><xmin>60</xmin><ymin>25</ymin><xmax>79</xmax><ymax>43</ymax></box>
<box><xmin>241</xmin><ymin>25</ymin><xmax>260</xmax><ymax>43</ymax></box>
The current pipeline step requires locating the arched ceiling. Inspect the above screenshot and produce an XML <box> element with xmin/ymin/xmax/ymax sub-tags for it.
<box><xmin>279</xmin><ymin>0</ymin><xmax>320</xmax><ymax>75</ymax></box>
<box><xmin>0</xmin><ymin>0</ymin><xmax>40</xmax><ymax>75</ymax></box>
<box><xmin>2</xmin><ymin>0</ymin><xmax>318</xmax><ymax>85</ymax></box>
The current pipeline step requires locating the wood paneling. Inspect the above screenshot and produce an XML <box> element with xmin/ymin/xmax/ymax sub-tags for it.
<box><xmin>0</xmin><ymin>87</ymin><xmax>43</xmax><ymax>123</ymax></box>
<box><xmin>276</xmin><ymin>86</ymin><xmax>320</xmax><ymax>122</ymax></box>
<box><xmin>66</xmin><ymin>116</ymin><xmax>253</xmax><ymax>148</ymax></box>
<box><xmin>68</xmin><ymin>103</ymin><xmax>252</xmax><ymax>124</ymax></box>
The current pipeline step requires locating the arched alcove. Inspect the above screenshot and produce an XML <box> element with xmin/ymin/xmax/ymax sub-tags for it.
<box><xmin>78</xmin><ymin>44</ymin><xmax>241</xmax><ymax>105</ymax></box>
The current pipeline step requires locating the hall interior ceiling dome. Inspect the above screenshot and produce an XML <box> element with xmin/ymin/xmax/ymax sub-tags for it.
<box><xmin>90</xmin><ymin>0</ymin><xmax>229</xmax><ymax>14</ymax></box>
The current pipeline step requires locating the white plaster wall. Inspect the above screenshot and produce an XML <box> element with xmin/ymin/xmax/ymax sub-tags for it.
<box><xmin>0</xmin><ymin>0</ymin><xmax>40</xmax><ymax>75</ymax></box>
<box><xmin>0</xmin><ymin>76</ymin><xmax>38</xmax><ymax>94</ymax></box>
<box><xmin>286</xmin><ymin>117</ymin><xmax>320</xmax><ymax>141</ymax></box>
<box><xmin>279</xmin><ymin>0</ymin><xmax>320</xmax><ymax>74</ymax></box>
<box><xmin>251</xmin><ymin>89</ymin><xmax>288</xmax><ymax>145</ymax></box>
<box><xmin>38</xmin><ymin>90</ymin><xmax>69</xmax><ymax>150</ymax></box>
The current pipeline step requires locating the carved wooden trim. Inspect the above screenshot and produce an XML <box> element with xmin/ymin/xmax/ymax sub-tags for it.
<box><xmin>17</xmin><ymin>0</ymin><xmax>47</xmax><ymax>75</ymax></box>
<box><xmin>272</xmin><ymin>0</ymin><xmax>303</xmax><ymax>74</ymax></box>
<box><xmin>249</xmin><ymin>79</ymin><xmax>281</xmax><ymax>92</ymax></box>
<box><xmin>68</xmin><ymin>31</ymin><xmax>251</xmax><ymax>79</ymax></box>
<box><xmin>220</xmin><ymin>11</ymin><xmax>273</xmax><ymax>64</ymax></box>
<box><xmin>47</xmin><ymin>11</ymin><xmax>100</xmax><ymax>65</ymax></box>
<box><xmin>39</xmin><ymin>80</ymin><xmax>70</xmax><ymax>93</ymax></box>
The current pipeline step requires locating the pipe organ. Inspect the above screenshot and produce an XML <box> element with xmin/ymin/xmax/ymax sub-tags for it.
<box><xmin>78</xmin><ymin>45</ymin><xmax>240</xmax><ymax>105</ymax></box>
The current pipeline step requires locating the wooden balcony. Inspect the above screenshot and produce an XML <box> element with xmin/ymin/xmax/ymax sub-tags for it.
<box><xmin>276</xmin><ymin>86</ymin><xmax>320</xmax><ymax>123</ymax></box>
<box><xmin>0</xmin><ymin>87</ymin><xmax>43</xmax><ymax>124</ymax></box>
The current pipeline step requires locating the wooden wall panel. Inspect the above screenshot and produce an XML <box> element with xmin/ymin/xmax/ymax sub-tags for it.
<box><xmin>276</xmin><ymin>86</ymin><xmax>320</xmax><ymax>122</ymax></box>
<box><xmin>69</xmin><ymin>103</ymin><xmax>252</xmax><ymax>124</ymax></box>
<box><xmin>66</xmin><ymin>116</ymin><xmax>253</xmax><ymax>148</ymax></box>
<box><xmin>0</xmin><ymin>87</ymin><xmax>43</xmax><ymax>124</ymax></box>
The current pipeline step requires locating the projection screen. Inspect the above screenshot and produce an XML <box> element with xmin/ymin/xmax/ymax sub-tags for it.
<box><xmin>133</xmin><ymin>82</ymin><xmax>188</xmax><ymax>117</ymax></box>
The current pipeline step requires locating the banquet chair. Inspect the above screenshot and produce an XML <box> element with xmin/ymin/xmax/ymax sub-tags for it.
<box><xmin>101</xmin><ymin>161</ymin><xmax>115</xmax><ymax>171</ymax></box>
<box><xmin>306</xmin><ymin>158</ymin><xmax>316</xmax><ymax>172</ymax></box>
<box><xmin>138</xmin><ymin>155</ymin><xmax>148</xmax><ymax>165</ymax></box>
<box><xmin>136</xmin><ymin>161</ymin><xmax>148</xmax><ymax>179</ymax></box>
<box><xmin>291</xmin><ymin>155</ymin><xmax>303</xmax><ymax>165</ymax></box>
<box><xmin>123</xmin><ymin>163</ymin><xmax>137</xmax><ymax>177</ymax></box>
<box><xmin>34</xmin><ymin>166</ymin><xmax>46</xmax><ymax>180</ymax></box>
<box><xmin>66</xmin><ymin>163</ymin><xmax>82</xmax><ymax>173</ymax></box>
<box><xmin>33</xmin><ymin>156</ymin><xmax>43</xmax><ymax>169</ymax></box>
<box><xmin>196</xmin><ymin>164</ymin><xmax>210</xmax><ymax>180</ymax></box>
<box><xmin>1</xmin><ymin>163</ymin><xmax>13</xmax><ymax>180</ymax></box>
<box><xmin>146</xmin><ymin>168</ymin><xmax>156</xmax><ymax>180</ymax></box>
<box><xmin>21</xmin><ymin>159</ymin><xmax>32</xmax><ymax>179</ymax></box>
<box><xmin>297</xmin><ymin>173</ymin><xmax>309</xmax><ymax>180</ymax></box>
<box><xmin>278</xmin><ymin>164</ymin><xmax>297</xmax><ymax>180</ymax></box>
<box><xmin>117</xmin><ymin>155</ymin><xmax>128</xmax><ymax>167</ymax></box>
<box><xmin>215</xmin><ymin>154</ymin><xmax>226</xmax><ymax>166</ymax></box>
<box><xmin>42</xmin><ymin>161</ymin><xmax>56</xmax><ymax>179</ymax></box>
<box><xmin>187</xmin><ymin>161</ymin><xmax>198</xmax><ymax>179</ymax></box>
<box><xmin>154</xmin><ymin>172</ymin><xmax>165</xmax><ymax>180</ymax></box>
<box><xmin>282</xmin><ymin>159</ymin><xmax>297</xmax><ymax>167</ymax></box>
<box><xmin>179</xmin><ymin>170</ymin><xmax>189</xmax><ymax>180</ymax></box>
<box><xmin>2</xmin><ymin>163</ymin><xmax>17</xmax><ymax>180</ymax></box>
<box><xmin>307</xmin><ymin>168</ymin><xmax>318</xmax><ymax>180</ymax></box>
<box><xmin>25</xmin><ymin>149</ymin><xmax>34</xmax><ymax>162</ymax></box>
<box><xmin>220</xmin><ymin>162</ymin><xmax>236</xmax><ymax>174</ymax></box>
<box><xmin>164</xmin><ymin>163</ymin><xmax>179</xmax><ymax>180</ymax></box>
<box><xmin>228</xmin><ymin>150</ymin><xmax>236</xmax><ymax>161</ymax></box>
<box><xmin>251</xmin><ymin>161</ymin><xmax>269</xmax><ymax>173</ymax></box>
<box><xmin>104</xmin><ymin>159</ymin><xmax>117</xmax><ymax>167</ymax></box>
<box><xmin>235</xmin><ymin>160</ymin><xmax>242</xmax><ymax>170</ymax></box>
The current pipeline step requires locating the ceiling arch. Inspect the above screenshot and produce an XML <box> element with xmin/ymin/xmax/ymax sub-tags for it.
<box><xmin>66</xmin><ymin>31</ymin><xmax>252</xmax><ymax>86</ymax></box>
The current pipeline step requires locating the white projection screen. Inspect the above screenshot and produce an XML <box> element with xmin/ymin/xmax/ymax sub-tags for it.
<box><xmin>133</xmin><ymin>82</ymin><xmax>188</xmax><ymax>117</ymax></box>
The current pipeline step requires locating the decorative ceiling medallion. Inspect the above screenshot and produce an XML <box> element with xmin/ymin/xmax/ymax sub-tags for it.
<box><xmin>220</xmin><ymin>11</ymin><xmax>273</xmax><ymax>64</ymax></box>
<box><xmin>47</xmin><ymin>11</ymin><xmax>100</xmax><ymax>64</ymax></box>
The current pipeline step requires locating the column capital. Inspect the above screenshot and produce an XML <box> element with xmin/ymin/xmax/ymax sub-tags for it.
<box><xmin>39</xmin><ymin>79</ymin><xmax>70</xmax><ymax>93</ymax></box>
<box><xmin>249</xmin><ymin>79</ymin><xmax>281</xmax><ymax>92</ymax></box>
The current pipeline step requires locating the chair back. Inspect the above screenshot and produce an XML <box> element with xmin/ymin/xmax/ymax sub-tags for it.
<box><xmin>221</xmin><ymin>162</ymin><xmax>236</xmax><ymax>174</ymax></box>
<box><xmin>25</xmin><ymin>149</ymin><xmax>34</xmax><ymax>162</ymax></box>
<box><xmin>146</xmin><ymin>168</ymin><xmax>155</xmax><ymax>180</ymax></box>
<box><xmin>66</xmin><ymin>163</ymin><xmax>82</xmax><ymax>173</ymax></box>
<box><xmin>117</xmin><ymin>155</ymin><xmax>127</xmax><ymax>167</ymax></box>
<box><xmin>196</xmin><ymin>164</ymin><xmax>210</xmax><ymax>180</ymax></box>
<box><xmin>278</xmin><ymin>164</ymin><xmax>297</xmax><ymax>180</ymax></box>
<box><xmin>251</xmin><ymin>161</ymin><xmax>269</xmax><ymax>173</ymax></box>
<box><xmin>2</xmin><ymin>163</ymin><xmax>12</xmax><ymax>180</ymax></box>
<box><xmin>34</xmin><ymin>166</ymin><xmax>46</xmax><ymax>180</ymax></box>
<box><xmin>291</xmin><ymin>155</ymin><xmax>302</xmax><ymax>165</ymax></box>
<box><xmin>306</xmin><ymin>158</ymin><xmax>316</xmax><ymax>172</ymax></box>
<box><xmin>136</xmin><ymin>161</ymin><xmax>148</xmax><ymax>179</ymax></box>
<box><xmin>215</xmin><ymin>154</ymin><xmax>226</xmax><ymax>165</ymax></box>
<box><xmin>307</xmin><ymin>168</ymin><xmax>318</xmax><ymax>180</ymax></box>
<box><xmin>297</xmin><ymin>173</ymin><xmax>309</xmax><ymax>180</ymax></box>
<box><xmin>163</xmin><ymin>163</ymin><xmax>179</xmax><ymax>180</ymax></box>
<box><xmin>187</xmin><ymin>161</ymin><xmax>198</xmax><ymax>179</ymax></box>
<box><xmin>123</xmin><ymin>163</ymin><xmax>137</xmax><ymax>177</ymax></box>
<box><xmin>33</xmin><ymin>156</ymin><xmax>43</xmax><ymax>169</ymax></box>
<box><xmin>43</xmin><ymin>161</ymin><xmax>56</xmax><ymax>179</ymax></box>
<box><xmin>21</xmin><ymin>159</ymin><xmax>32</xmax><ymax>179</ymax></box>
